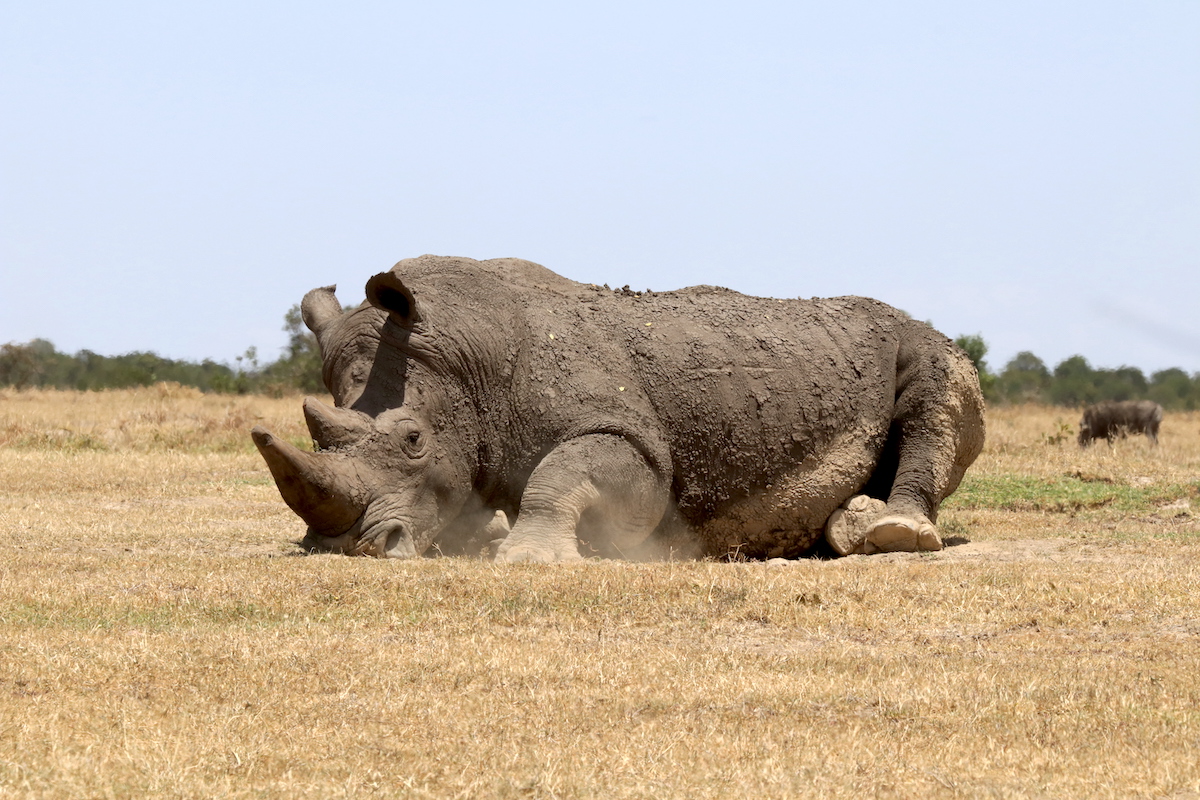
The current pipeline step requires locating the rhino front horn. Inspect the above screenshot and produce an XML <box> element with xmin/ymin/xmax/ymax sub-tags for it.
<box><xmin>251</xmin><ymin>425</ymin><xmax>365</xmax><ymax>535</ymax></box>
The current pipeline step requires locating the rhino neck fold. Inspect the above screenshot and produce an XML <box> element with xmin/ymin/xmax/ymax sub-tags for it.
<box><xmin>251</xmin><ymin>426</ymin><xmax>366</xmax><ymax>534</ymax></box>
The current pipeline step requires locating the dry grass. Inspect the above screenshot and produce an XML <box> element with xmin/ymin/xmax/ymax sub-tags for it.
<box><xmin>2</xmin><ymin>391</ymin><xmax>1199</xmax><ymax>798</ymax></box>
<box><xmin>0</xmin><ymin>383</ymin><xmax>312</xmax><ymax>453</ymax></box>
<box><xmin>945</xmin><ymin>406</ymin><xmax>1200</xmax><ymax>549</ymax></box>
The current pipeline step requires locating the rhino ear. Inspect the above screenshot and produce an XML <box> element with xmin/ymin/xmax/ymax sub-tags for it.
<box><xmin>365</xmin><ymin>271</ymin><xmax>421</xmax><ymax>328</ymax></box>
<box><xmin>301</xmin><ymin>286</ymin><xmax>342</xmax><ymax>349</ymax></box>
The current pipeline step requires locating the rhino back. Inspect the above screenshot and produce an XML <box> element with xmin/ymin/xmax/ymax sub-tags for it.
<box><xmin>608</xmin><ymin>288</ymin><xmax>904</xmax><ymax>520</ymax></box>
<box><xmin>489</xmin><ymin>278</ymin><xmax>908</xmax><ymax>526</ymax></box>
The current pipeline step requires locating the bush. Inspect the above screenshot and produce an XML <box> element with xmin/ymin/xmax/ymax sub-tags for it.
<box><xmin>952</xmin><ymin>336</ymin><xmax>1200</xmax><ymax>409</ymax></box>
<box><xmin>994</xmin><ymin>351</ymin><xmax>1051</xmax><ymax>405</ymax></box>
<box><xmin>953</xmin><ymin>334</ymin><xmax>995</xmax><ymax>398</ymax></box>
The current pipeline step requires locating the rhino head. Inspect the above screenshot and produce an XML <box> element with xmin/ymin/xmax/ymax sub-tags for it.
<box><xmin>252</xmin><ymin>269</ymin><xmax>489</xmax><ymax>557</ymax></box>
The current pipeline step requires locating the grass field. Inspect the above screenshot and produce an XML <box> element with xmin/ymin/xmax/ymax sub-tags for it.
<box><xmin>2</xmin><ymin>387</ymin><xmax>1199</xmax><ymax>798</ymax></box>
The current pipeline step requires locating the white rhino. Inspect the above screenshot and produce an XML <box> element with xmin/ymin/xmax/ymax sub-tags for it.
<box><xmin>253</xmin><ymin>255</ymin><xmax>985</xmax><ymax>562</ymax></box>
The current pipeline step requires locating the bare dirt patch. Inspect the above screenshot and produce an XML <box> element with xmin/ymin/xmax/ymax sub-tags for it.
<box><xmin>865</xmin><ymin>535</ymin><xmax>1073</xmax><ymax>563</ymax></box>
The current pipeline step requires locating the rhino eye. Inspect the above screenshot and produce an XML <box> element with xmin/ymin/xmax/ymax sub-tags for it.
<box><xmin>398</xmin><ymin>424</ymin><xmax>427</xmax><ymax>458</ymax></box>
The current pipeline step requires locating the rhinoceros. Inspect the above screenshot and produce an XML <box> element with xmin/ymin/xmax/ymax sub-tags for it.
<box><xmin>252</xmin><ymin>255</ymin><xmax>985</xmax><ymax>562</ymax></box>
<box><xmin>1078</xmin><ymin>400</ymin><xmax>1163</xmax><ymax>447</ymax></box>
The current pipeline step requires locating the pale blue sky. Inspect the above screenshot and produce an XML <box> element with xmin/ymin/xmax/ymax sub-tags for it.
<box><xmin>2</xmin><ymin>2</ymin><xmax>1198</xmax><ymax>374</ymax></box>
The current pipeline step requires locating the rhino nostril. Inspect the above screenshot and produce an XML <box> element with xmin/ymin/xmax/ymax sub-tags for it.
<box><xmin>383</xmin><ymin>524</ymin><xmax>416</xmax><ymax>558</ymax></box>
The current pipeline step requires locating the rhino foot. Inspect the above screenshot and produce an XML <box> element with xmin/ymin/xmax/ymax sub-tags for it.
<box><xmin>496</xmin><ymin>542</ymin><xmax>584</xmax><ymax>564</ymax></box>
<box><xmin>484</xmin><ymin>510</ymin><xmax>511</xmax><ymax>559</ymax></box>
<box><xmin>825</xmin><ymin>495</ymin><xmax>888</xmax><ymax>555</ymax></box>
<box><xmin>826</xmin><ymin>497</ymin><xmax>943</xmax><ymax>555</ymax></box>
<box><xmin>482</xmin><ymin>510</ymin><xmax>511</xmax><ymax>540</ymax></box>
<box><xmin>867</xmin><ymin>514</ymin><xmax>942</xmax><ymax>553</ymax></box>
<box><xmin>495</xmin><ymin>524</ymin><xmax>584</xmax><ymax>564</ymax></box>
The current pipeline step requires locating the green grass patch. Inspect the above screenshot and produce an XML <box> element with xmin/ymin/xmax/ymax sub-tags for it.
<box><xmin>945</xmin><ymin>473</ymin><xmax>1199</xmax><ymax>513</ymax></box>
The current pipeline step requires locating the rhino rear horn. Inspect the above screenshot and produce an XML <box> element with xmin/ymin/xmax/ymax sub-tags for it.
<box><xmin>303</xmin><ymin>397</ymin><xmax>371</xmax><ymax>450</ymax></box>
<box><xmin>365</xmin><ymin>271</ymin><xmax>421</xmax><ymax>328</ymax></box>
<box><xmin>301</xmin><ymin>285</ymin><xmax>343</xmax><ymax>351</ymax></box>
<box><xmin>251</xmin><ymin>425</ymin><xmax>365</xmax><ymax>535</ymax></box>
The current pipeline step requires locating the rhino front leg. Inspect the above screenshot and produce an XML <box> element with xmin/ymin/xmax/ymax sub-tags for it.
<box><xmin>496</xmin><ymin>434</ymin><xmax>669</xmax><ymax>564</ymax></box>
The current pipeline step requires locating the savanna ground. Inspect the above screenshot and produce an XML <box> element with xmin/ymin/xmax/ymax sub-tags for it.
<box><xmin>1</xmin><ymin>387</ymin><xmax>1199</xmax><ymax>799</ymax></box>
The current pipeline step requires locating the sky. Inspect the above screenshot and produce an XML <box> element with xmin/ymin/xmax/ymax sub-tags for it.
<box><xmin>2</xmin><ymin>1</ymin><xmax>1198</xmax><ymax>375</ymax></box>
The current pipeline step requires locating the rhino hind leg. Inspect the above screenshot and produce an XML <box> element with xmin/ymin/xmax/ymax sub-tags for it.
<box><xmin>860</xmin><ymin>333</ymin><xmax>986</xmax><ymax>554</ymax></box>
<box><xmin>496</xmin><ymin>434</ymin><xmax>669</xmax><ymax>564</ymax></box>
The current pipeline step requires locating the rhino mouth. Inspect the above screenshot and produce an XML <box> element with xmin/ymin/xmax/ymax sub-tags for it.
<box><xmin>298</xmin><ymin>518</ymin><xmax>360</xmax><ymax>555</ymax></box>
<box><xmin>298</xmin><ymin>512</ymin><xmax>425</xmax><ymax>559</ymax></box>
<box><xmin>353</xmin><ymin>518</ymin><xmax>419</xmax><ymax>558</ymax></box>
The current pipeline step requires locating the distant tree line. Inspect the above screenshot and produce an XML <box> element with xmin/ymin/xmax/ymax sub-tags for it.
<box><xmin>1</xmin><ymin>304</ymin><xmax>324</xmax><ymax>396</ymax></box>
<box><xmin>953</xmin><ymin>334</ymin><xmax>1200</xmax><ymax>410</ymax></box>
<box><xmin>4</xmin><ymin>315</ymin><xmax>1200</xmax><ymax>410</ymax></box>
